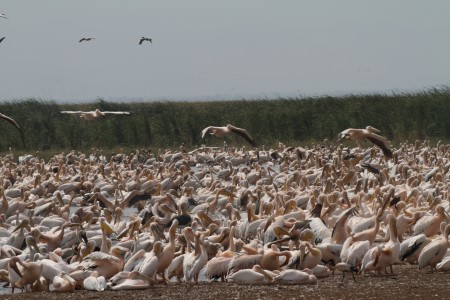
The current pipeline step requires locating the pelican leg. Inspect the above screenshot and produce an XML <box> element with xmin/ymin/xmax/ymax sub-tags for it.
<box><xmin>350</xmin><ymin>270</ymin><xmax>358</xmax><ymax>283</ymax></box>
<box><xmin>340</xmin><ymin>272</ymin><xmax>345</xmax><ymax>282</ymax></box>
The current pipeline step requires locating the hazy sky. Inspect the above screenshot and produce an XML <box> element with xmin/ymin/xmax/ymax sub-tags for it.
<box><xmin>1</xmin><ymin>1</ymin><xmax>450</xmax><ymax>102</ymax></box>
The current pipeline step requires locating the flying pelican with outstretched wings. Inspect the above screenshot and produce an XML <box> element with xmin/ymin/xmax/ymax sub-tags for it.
<box><xmin>139</xmin><ymin>37</ymin><xmax>152</xmax><ymax>45</ymax></box>
<box><xmin>79</xmin><ymin>37</ymin><xmax>95</xmax><ymax>43</ymax></box>
<box><xmin>337</xmin><ymin>126</ymin><xmax>393</xmax><ymax>158</ymax></box>
<box><xmin>201</xmin><ymin>124</ymin><xmax>256</xmax><ymax>147</ymax></box>
<box><xmin>61</xmin><ymin>109</ymin><xmax>130</xmax><ymax>121</ymax></box>
<box><xmin>0</xmin><ymin>112</ymin><xmax>21</xmax><ymax>131</ymax></box>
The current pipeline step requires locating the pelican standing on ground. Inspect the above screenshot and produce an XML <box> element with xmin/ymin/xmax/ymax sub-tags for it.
<box><xmin>418</xmin><ymin>223</ymin><xmax>450</xmax><ymax>272</ymax></box>
<box><xmin>337</xmin><ymin>126</ymin><xmax>393</xmax><ymax>158</ymax></box>
<box><xmin>201</xmin><ymin>124</ymin><xmax>256</xmax><ymax>147</ymax></box>
<box><xmin>61</xmin><ymin>109</ymin><xmax>130</xmax><ymax>121</ymax></box>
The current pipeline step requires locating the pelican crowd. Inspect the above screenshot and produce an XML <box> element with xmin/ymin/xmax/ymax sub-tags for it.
<box><xmin>0</xmin><ymin>131</ymin><xmax>449</xmax><ymax>293</ymax></box>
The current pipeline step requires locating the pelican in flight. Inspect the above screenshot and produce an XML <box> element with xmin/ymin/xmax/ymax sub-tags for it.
<box><xmin>139</xmin><ymin>37</ymin><xmax>152</xmax><ymax>44</ymax></box>
<box><xmin>0</xmin><ymin>112</ymin><xmax>21</xmax><ymax>130</ymax></box>
<box><xmin>79</xmin><ymin>37</ymin><xmax>95</xmax><ymax>43</ymax></box>
<box><xmin>61</xmin><ymin>109</ymin><xmax>130</xmax><ymax>121</ymax></box>
<box><xmin>201</xmin><ymin>124</ymin><xmax>256</xmax><ymax>147</ymax></box>
<box><xmin>0</xmin><ymin>37</ymin><xmax>5</xmax><ymax>44</ymax></box>
<box><xmin>337</xmin><ymin>126</ymin><xmax>393</xmax><ymax>158</ymax></box>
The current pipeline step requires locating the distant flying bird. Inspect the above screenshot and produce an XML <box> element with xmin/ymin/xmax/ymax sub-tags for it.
<box><xmin>0</xmin><ymin>13</ymin><xmax>8</xmax><ymax>19</ymax></box>
<box><xmin>0</xmin><ymin>112</ymin><xmax>21</xmax><ymax>131</ymax></box>
<box><xmin>61</xmin><ymin>109</ymin><xmax>130</xmax><ymax>121</ymax></box>
<box><xmin>0</xmin><ymin>37</ymin><xmax>5</xmax><ymax>44</ymax></box>
<box><xmin>337</xmin><ymin>126</ymin><xmax>393</xmax><ymax>158</ymax></box>
<box><xmin>201</xmin><ymin>124</ymin><xmax>256</xmax><ymax>147</ymax></box>
<box><xmin>139</xmin><ymin>37</ymin><xmax>152</xmax><ymax>45</ymax></box>
<box><xmin>79</xmin><ymin>37</ymin><xmax>95</xmax><ymax>43</ymax></box>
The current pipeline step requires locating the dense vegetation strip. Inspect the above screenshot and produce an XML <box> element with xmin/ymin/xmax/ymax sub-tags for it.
<box><xmin>0</xmin><ymin>88</ymin><xmax>449</xmax><ymax>154</ymax></box>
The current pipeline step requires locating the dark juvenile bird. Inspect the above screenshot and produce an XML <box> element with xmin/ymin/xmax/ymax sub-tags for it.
<box><xmin>79</xmin><ymin>37</ymin><xmax>95</xmax><ymax>42</ymax></box>
<box><xmin>139</xmin><ymin>37</ymin><xmax>152</xmax><ymax>45</ymax></box>
<box><xmin>0</xmin><ymin>112</ymin><xmax>21</xmax><ymax>131</ymax></box>
<box><xmin>0</xmin><ymin>37</ymin><xmax>5</xmax><ymax>44</ymax></box>
<box><xmin>201</xmin><ymin>124</ymin><xmax>256</xmax><ymax>147</ymax></box>
<box><xmin>337</xmin><ymin>126</ymin><xmax>393</xmax><ymax>158</ymax></box>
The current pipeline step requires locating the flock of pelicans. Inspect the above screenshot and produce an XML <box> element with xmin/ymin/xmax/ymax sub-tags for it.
<box><xmin>0</xmin><ymin>107</ymin><xmax>449</xmax><ymax>293</ymax></box>
<box><xmin>0</xmin><ymin>12</ymin><xmax>152</xmax><ymax>45</ymax></box>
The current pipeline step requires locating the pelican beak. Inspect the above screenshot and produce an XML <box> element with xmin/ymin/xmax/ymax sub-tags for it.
<box><xmin>100</xmin><ymin>220</ymin><xmax>115</xmax><ymax>235</ymax></box>
<box><xmin>28</xmin><ymin>236</ymin><xmax>40</xmax><ymax>253</ymax></box>
<box><xmin>12</xmin><ymin>220</ymin><xmax>31</xmax><ymax>233</ymax></box>
<box><xmin>81</xmin><ymin>242</ymin><xmax>95</xmax><ymax>259</ymax></box>
<box><xmin>132</xmin><ymin>272</ymin><xmax>156</xmax><ymax>285</ymax></box>
<box><xmin>152</xmin><ymin>224</ymin><xmax>167</xmax><ymax>242</ymax></box>
<box><xmin>273</xmin><ymin>226</ymin><xmax>291</xmax><ymax>238</ymax></box>
<box><xmin>218</xmin><ymin>189</ymin><xmax>237</xmax><ymax>199</ymax></box>
<box><xmin>300</xmin><ymin>244</ymin><xmax>306</xmax><ymax>264</ymax></box>
<box><xmin>321</xmin><ymin>206</ymin><xmax>333</xmax><ymax>219</ymax></box>
<box><xmin>197</xmin><ymin>211</ymin><xmax>214</xmax><ymax>227</ymax></box>
<box><xmin>9</xmin><ymin>260</ymin><xmax>22</xmax><ymax>278</ymax></box>
<box><xmin>0</xmin><ymin>271</ymin><xmax>8</xmax><ymax>282</ymax></box>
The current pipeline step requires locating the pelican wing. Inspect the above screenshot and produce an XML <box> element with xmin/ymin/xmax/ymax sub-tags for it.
<box><xmin>84</xmin><ymin>252</ymin><xmax>121</xmax><ymax>263</ymax></box>
<box><xmin>201</xmin><ymin>126</ymin><xmax>214</xmax><ymax>138</ymax></box>
<box><xmin>102</xmin><ymin>111</ymin><xmax>131</xmax><ymax>115</ymax></box>
<box><xmin>227</xmin><ymin>124</ymin><xmax>256</xmax><ymax>147</ymax></box>
<box><xmin>365</xmin><ymin>134</ymin><xmax>393</xmax><ymax>158</ymax></box>
<box><xmin>61</xmin><ymin>111</ymin><xmax>85</xmax><ymax>114</ymax></box>
<box><xmin>0</xmin><ymin>113</ymin><xmax>21</xmax><ymax>130</ymax></box>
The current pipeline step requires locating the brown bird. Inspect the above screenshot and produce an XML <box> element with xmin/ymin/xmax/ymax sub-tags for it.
<box><xmin>139</xmin><ymin>37</ymin><xmax>152</xmax><ymax>45</ymax></box>
<box><xmin>0</xmin><ymin>112</ymin><xmax>21</xmax><ymax>130</ymax></box>
<box><xmin>0</xmin><ymin>37</ymin><xmax>5</xmax><ymax>44</ymax></box>
<box><xmin>337</xmin><ymin>126</ymin><xmax>392</xmax><ymax>158</ymax></box>
<box><xmin>201</xmin><ymin>124</ymin><xmax>256</xmax><ymax>147</ymax></box>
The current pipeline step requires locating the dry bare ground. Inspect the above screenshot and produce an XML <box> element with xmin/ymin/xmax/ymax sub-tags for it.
<box><xmin>1</xmin><ymin>265</ymin><xmax>448</xmax><ymax>300</ymax></box>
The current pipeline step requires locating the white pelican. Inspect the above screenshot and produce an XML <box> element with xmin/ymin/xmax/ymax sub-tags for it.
<box><xmin>80</xmin><ymin>246</ymin><xmax>128</xmax><ymax>279</ymax></box>
<box><xmin>418</xmin><ymin>223</ymin><xmax>450</xmax><ymax>272</ymax></box>
<box><xmin>60</xmin><ymin>109</ymin><xmax>130</xmax><ymax>121</ymax></box>
<box><xmin>334</xmin><ymin>262</ymin><xmax>358</xmax><ymax>282</ymax></box>
<box><xmin>399</xmin><ymin>234</ymin><xmax>431</xmax><ymax>264</ymax></box>
<box><xmin>201</xmin><ymin>124</ymin><xmax>256</xmax><ymax>147</ymax></box>
<box><xmin>109</xmin><ymin>271</ymin><xmax>155</xmax><ymax>290</ymax></box>
<box><xmin>79</xmin><ymin>37</ymin><xmax>95</xmax><ymax>42</ymax></box>
<box><xmin>371</xmin><ymin>214</ymin><xmax>400</xmax><ymax>274</ymax></box>
<box><xmin>156</xmin><ymin>219</ymin><xmax>178</xmax><ymax>283</ymax></box>
<box><xmin>273</xmin><ymin>269</ymin><xmax>317</xmax><ymax>285</ymax></box>
<box><xmin>226</xmin><ymin>264</ymin><xmax>272</xmax><ymax>284</ymax></box>
<box><xmin>8</xmin><ymin>256</ymin><xmax>43</xmax><ymax>293</ymax></box>
<box><xmin>139</xmin><ymin>37</ymin><xmax>152</xmax><ymax>44</ymax></box>
<box><xmin>337</xmin><ymin>126</ymin><xmax>393</xmax><ymax>158</ymax></box>
<box><xmin>184</xmin><ymin>234</ymin><xmax>208</xmax><ymax>283</ymax></box>
<box><xmin>0</xmin><ymin>112</ymin><xmax>21</xmax><ymax>131</ymax></box>
<box><xmin>52</xmin><ymin>272</ymin><xmax>76</xmax><ymax>292</ymax></box>
<box><xmin>436</xmin><ymin>256</ymin><xmax>450</xmax><ymax>272</ymax></box>
<box><xmin>413</xmin><ymin>205</ymin><xmax>450</xmax><ymax>237</ymax></box>
<box><xmin>0</xmin><ymin>13</ymin><xmax>7</xmax><ymax>19</ymax></box>
<box><xmin>83</xmin><ymin>271</ymin><xmax>107</xmax><ymax>291</ymax></box>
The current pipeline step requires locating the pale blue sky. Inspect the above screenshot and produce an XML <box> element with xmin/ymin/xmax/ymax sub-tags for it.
<box><xmin>1</xmin><ymin>1</ymin><xmax>449</xmax><ymax>102</ymax></box>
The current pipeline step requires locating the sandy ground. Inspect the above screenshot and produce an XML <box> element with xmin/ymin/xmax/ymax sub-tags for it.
<box><xmin>1</xmin><ymin>265</ymin><xmax>448</xmax><ymax>300</ymax></box>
